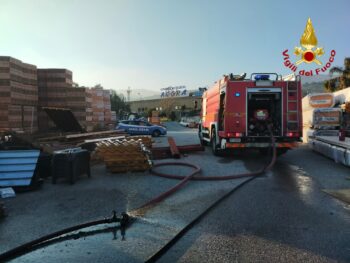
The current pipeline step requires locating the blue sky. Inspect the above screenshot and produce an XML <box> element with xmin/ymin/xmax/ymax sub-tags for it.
<box><xmin>1</xmin><ymin>0</ymin><xmax>349</xmax><ymax>92</ymax></box>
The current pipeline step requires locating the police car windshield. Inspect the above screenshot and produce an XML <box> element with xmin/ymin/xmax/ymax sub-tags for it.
<box><xmin>139</xmin><ymin>121</ymin><xmax>152</xmax><ymax>126</ymax></box>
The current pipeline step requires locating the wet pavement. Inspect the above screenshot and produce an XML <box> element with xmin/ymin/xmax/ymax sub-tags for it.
<box><xmin>5</xmin><ymin>130</ymin><xmax>265</xmax><ymax>262</ymax></box>
<box><xmin>2</xmin><ymin>122</ymin><xmax>350</xmax><ymax>262</ymax></box>
<box><xmin>279</xmin><ymin>144</ymin><xmax>350</xmax><ymax>191</ymax></box>
<box><xmin>160</xmin><ymin>162</ymin><xmax>350</xmax><ymax>263</ymax></box>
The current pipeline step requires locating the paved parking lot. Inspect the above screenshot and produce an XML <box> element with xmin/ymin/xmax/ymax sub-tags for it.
<box><xmin>1</xmin><ymin>122</ymin><xmax>349</xmax><ymax>262</ymax></box>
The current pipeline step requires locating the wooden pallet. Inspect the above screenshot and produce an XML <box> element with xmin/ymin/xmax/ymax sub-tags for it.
<box><xmin>95</xmin><ymin>138</ymin><xmax>152</xmax><ymax>173</ymax></box>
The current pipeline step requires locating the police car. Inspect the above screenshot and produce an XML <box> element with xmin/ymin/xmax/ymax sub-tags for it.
<box><xmin>116</xmin><ymin>120</ymin><xmax>167</xmax><ymax>137</ymax></box>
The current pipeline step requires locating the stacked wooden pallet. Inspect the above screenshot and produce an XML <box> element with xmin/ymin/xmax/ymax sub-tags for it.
<box><xmin>66</xmin><ymin>130</ymin><xmax>127</xmax><ymax>144</ymax></box>
<box><xmin>126</xmin><ymin>135</ymin><xmax>153</xmax><ymax>148</ymax></box>
<box><xmin>96</xmin><ymin>137</ymin><xmax>152</xmax><ymax>173</ymax></box>
<box><xmin>32</xmin><ymin>130</ymin><xmax>126</xmax><ymax>155</ymax></box>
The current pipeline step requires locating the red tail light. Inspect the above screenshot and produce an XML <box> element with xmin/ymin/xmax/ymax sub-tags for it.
<box><xmin>227</xmin><ymin>132</ymin><xmax>243</xmax><ymax>137</ymax></box>
<box><xmin>286</xmin><ymin>132</ymin><xmax>299</xmax><ymax>137</ymax></box>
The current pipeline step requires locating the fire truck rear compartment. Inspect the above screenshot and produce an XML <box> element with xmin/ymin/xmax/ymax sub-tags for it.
<box><xmin>247</xmin><ymin>92</ymin><xmax>282</xmax><ymax>136</ymax></box>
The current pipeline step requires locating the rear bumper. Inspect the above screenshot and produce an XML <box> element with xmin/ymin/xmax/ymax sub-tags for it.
<box><xmin>224</xmin><ymin>141</ymin><xmax>299</xmax><ymax>149</ymax></box>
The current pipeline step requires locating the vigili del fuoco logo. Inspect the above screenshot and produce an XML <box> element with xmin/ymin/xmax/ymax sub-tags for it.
<box><xmin>282</xmin><ymin>18</ymin><xmax>336</xmax><ymax>76</ymax></box>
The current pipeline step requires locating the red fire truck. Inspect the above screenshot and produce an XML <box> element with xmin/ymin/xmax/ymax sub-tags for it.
<box><xmin>199</xmin><ymin>73</ymin><xmax>302</xmax><ymax>155</ymax></box>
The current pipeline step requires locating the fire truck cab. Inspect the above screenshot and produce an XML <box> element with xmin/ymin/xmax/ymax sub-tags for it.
<box><xmin>199</xmin><ymin>73</ymin><xmax>302</xmax><ymax>155</ymax></box>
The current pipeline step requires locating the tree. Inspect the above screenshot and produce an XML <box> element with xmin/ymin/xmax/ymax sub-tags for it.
<box><xmin>169</xmin><ymin>111</ymin><xmax>176</xmax><ymax>121</ymax></box>
<box><xmin>159</xmin><ymin>111</ymin><xmax>167</xmax><ymax>118</ymax></box>
<box><xmin>324</xmin><ymin>79</ymin><xmax>338</xmax><ymax>92</ymax></box>
<box><xmin>110</xmin><ymin>90</ymin><xmax>130</xmax><ymax>118</ymax></box>
<box><xmin>325</xmin><ymin>57</ymin><xmax>350</xmax><ymax>92</ymax></box>
<box><xmin>329</xmin><ymin>66</ymin><xmax>344</xmax><ymax>76</ymax></box>
<box><xmin>94</xmin><ymin>84</ymin><xmax>103</xmax><ymax>89</ymax></box>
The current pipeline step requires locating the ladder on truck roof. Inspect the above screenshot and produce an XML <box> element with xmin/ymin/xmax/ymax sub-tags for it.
<box><xmin>286</xmin><ymin>76</ymin><xmax>300</xmax><ymax>132</ymax></box>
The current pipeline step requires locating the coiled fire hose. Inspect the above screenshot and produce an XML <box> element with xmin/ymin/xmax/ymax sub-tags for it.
<box><xmin>141</xmin><ymin>131</ymin><xmax>276</xmax><ymax>209</ymax></box>
<box><xmin>0</xmin><ymin>132</ymin><xmax>276</xmax><ymax>262</ymax></box>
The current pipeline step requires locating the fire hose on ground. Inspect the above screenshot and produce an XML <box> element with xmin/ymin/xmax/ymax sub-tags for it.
<box><xmin>0</xmin><ymin>132</ymin><xmax>276</xmax><ymax>262</ymax></box>
<box><xmin>142</xmin><ymin>131</ymin><xmax>276</xmax><ymax>209</ymax></box>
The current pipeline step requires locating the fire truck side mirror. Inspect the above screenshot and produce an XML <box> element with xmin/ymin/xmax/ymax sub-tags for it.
<box><xmin>194</xmin><ymin>100</ymin><xmax>198</xmax><ymax>110</ymax></box>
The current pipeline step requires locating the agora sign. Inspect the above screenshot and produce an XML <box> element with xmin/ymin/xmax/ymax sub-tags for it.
<box><xmin>282</xmin><ymin>18</ymin><xmax>336</xmax><ymax>76</ymax></box>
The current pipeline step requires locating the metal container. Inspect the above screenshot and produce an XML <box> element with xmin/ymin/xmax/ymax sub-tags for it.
<box><xmin>52</xmin><ymin>148</ymin><xmax>90</xmax><ymax>184</ymax></box>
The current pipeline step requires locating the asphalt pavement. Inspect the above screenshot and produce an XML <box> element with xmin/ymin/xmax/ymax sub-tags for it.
<box><xmin>160</xmin><ymin>155</ymin><xmax>350</xmax><ymax>263</ymax></box>
<box><xmin>159</xmin><ymin>123</ymin><xmax>350</xmax><ymax>263</ymax></box>
<box><xmin>1</xmin><ymin>122</ymin><xmax>350</xmax><ymax>262</ymax></box>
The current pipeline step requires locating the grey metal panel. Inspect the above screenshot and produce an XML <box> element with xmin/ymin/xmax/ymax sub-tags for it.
<box><xmin>247</xmin><ymin>87</ymin><xmax>281</xmax><ymax>92</ymax></box>
<box><xmin>0</xmin><ymin>150</ymin><xmax>40</xmax><ymax>187</ymax></box>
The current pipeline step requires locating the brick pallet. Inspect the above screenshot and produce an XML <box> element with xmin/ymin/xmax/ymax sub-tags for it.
<box><xmin>66</xmin><ymin>87</ymin><xmax>93</xmax><ymax>131</ymax></box>
<box><xmin>1</xmin><ymin>56</ymin><xmax>115</xmax><ymax>133</ymax></box>
<box><xmin>90</xmin><ymin>87</ymin><xmax>105</xmax><ymax>129</ymax></box>
<box><xmin>0</xmin><ymin>56</ymin><xmax>38</xmax><ymax>132</ymax></box>
<box><xmin>37</xmin><ymin>69</ymin><xmax>72</xmax><ymax>131</ymax></box>
<box><xmin>103</xmin><ymin>89</ymin><xmax>112</xmax><ymax>124</ymax></box>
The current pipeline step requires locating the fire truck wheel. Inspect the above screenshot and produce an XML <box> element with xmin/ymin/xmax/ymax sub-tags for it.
<box><xmin>277</xmin><ymin>148</ymin><xmax>288</xmax><ymax>156</ymax></box>
<box><xmin>198</xmin><ymin>131</ymin><xmax>208</xmax><ymax>146</ymax></box>
<box><xmin>201</xmin><ymin>139</ymin><xmax>208</xmax><ymax>146</ymax></box>
<box><xmin>259</xmin><ymin>148</ymin><xmax>269</xmax><ymax>155</ymax></box>
<box><xmin>198</xmin><ymin>126</ymin><xmax>208</xmax><ymax>146</ymax></box>
<box><xmin>211</xmin><ymin>129</ymin><xmax>220</xmax><ymax>155</ymax></box>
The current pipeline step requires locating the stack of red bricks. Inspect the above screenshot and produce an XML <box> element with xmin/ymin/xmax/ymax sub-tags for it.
<box><xmin>0</xmin><ymin>56</ymin><xmax>115</xmax><ymax>133</ymax></box>
<box><xmin>0</xmin><ymin>56</ymin><xmax>38</xmax><ymax>132</ymax></box>
<box><xmin>104</xmin><ymin>90</ymin><xmax>116</xmax><ymax>128</ymax></box>
<box><xmin>37</xmin><ymin>69</ymin><xmax>72</xmax><ymax>131</ymax></box>
<box><xmin>90</xmin><ymin>87</ymin><xmax>105</xmax><ymax>129</ymax></box>
<box><xmin>103</xmin><ymin>90</ymin><xmax>113</xmax><ymax>127</ymax></box>
<box><xmin>66</xmin><ymin>87</ymin><xmax>94</xmax><ymax>131</ymax></box>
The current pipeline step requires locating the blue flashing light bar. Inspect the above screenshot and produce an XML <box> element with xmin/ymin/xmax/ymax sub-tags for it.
<box><xmin>254</xmin><ymin>75</ymin><xmax>270</xmax><ymax>81</ymax></box>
